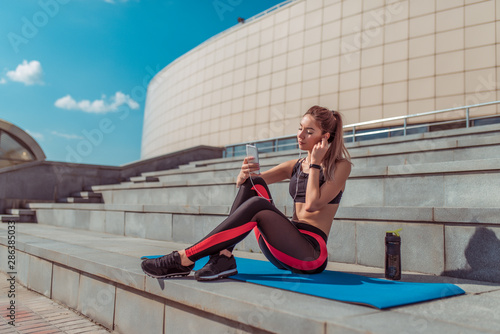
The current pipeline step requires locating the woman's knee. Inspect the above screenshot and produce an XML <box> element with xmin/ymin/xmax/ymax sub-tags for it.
<box><xmin>242</xmin><ymin>175</ymin><xmax>265</xmax><ymax>186</ymax></box>
<box><xmin>250</xmin><ymin>175</ymin><xmax>266</xmax><ymax>185</ymax></box>
<box><xmin>251</xmin><ymin>176</ymin><xmax>273</xmax><ymax>199</ymax></box>
<box><xmin>246</xmin><ymin>195</ymin><xmax>272</xmax><ymax>207</ymax></box>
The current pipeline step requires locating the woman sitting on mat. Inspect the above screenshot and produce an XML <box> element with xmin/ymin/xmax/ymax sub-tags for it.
<box><xmin>141</xmin><ymin>105</ymin><xmax>352</xmax><ymax>281</ymax></box>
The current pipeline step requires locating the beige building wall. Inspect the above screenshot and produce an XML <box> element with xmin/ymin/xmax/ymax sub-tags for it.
<box><xmin>142</xmin><ymin>0</ymin><xmax>500</xmax><ymax>159</ymax></box>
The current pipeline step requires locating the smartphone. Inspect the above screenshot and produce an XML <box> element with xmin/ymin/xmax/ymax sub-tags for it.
<box><xmin>246</xmin><ymin>144</ymin><xmax>260</xmax><ymax>173</ymax></box>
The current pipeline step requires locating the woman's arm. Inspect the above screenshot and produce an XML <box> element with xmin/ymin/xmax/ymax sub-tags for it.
<box><xmin>260</xmin><ymin>159</ymin><xmax>296</xmax><ymax>185</ymax></box>
<box><xmin>236</xmin><ymin>158</ymin><xmax>296</xmax><ymax>187</ymax></box>
<box><xmin>304</xmin><ymin>159</ymin><xmax>351</xmax><ymax>212</ymax></box>
<box><xmin>304</xmin><ymin>137</ymin><xmax>351</xmax><ymax>212</ymax></box>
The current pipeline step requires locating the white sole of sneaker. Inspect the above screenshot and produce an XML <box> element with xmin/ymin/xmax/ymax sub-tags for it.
<box><xmin>143</xmin><ymin>270</ymin><xmax>191</xmax><ymax>279</ymax></box>
<box><xmin>196</xmin><ymin>269</ymin><xmax>238</xmax><ymax>281</ymax></box>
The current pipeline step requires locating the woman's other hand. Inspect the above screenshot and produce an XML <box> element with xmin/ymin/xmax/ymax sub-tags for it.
<box><xmin>311</xmin><ymin>137</ymin><xmax>329</xmax><ymax>164</ymax></box>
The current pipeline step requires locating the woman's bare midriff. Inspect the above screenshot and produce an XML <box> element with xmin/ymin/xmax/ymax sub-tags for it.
<box><xmin>292</xmin><ymin>202</ymin><xmax>339</xmax><ymax>236</ymax></box>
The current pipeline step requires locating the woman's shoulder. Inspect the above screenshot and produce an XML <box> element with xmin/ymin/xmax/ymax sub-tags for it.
<box><xmin>334</xmin><ymin>159</ymin><xmax>352</xmax><ymax>174</ymax></box>
<box><xmin>282</xmin><ymin>158</ymin><xmax>302</xmax><ymax>166</ymax></box>
<box><xmin>287</xmin><ymin>158</ymin><xmax>301</xmax><ymax>169</ymax></box>
<box><xmin>282</xmin><ymin>158</ymin><xmax>301</xmax><ymax>177</ymax></box>
<box><xmin>336</xmin><ymin>158</ymin><xmax>352</xmax><ymax>166</ymax></box>
<box><xmin>262</xmin><ymin>158</ymin><xmax>300</xmax><ymax>183</ymax></box>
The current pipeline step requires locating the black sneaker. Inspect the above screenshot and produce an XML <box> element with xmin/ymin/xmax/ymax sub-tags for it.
<box><xmin>194</xmin><ymin>253</ymin><xmax>238</xmax><ymax>281</ymax></box>
<box><xmin>141</xmin><ymin>251</ymin><xmax>194</xmax><ymax>279</ymax></box>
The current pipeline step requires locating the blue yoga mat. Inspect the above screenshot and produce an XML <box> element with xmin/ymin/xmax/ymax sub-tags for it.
<box><xmin>142</xmin><ymin>255</ymin><xmax>465</xmax><ymax>309</ymax></box>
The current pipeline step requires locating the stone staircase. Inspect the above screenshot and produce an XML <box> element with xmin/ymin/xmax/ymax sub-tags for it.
<box><xmin>24</xmin><ymin>122</ymin><xmax>500</xmax><ymax>283</ymax></box>
<box><xmin>1</xmin><ymin>123</ymin><xmax>500</xmax><ymax>333</ymax></box>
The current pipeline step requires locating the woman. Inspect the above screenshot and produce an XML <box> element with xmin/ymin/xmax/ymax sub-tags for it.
<box><xmin>141</xmin><ymin>106</ymin><xmax>352</xmax><ymax>280</ymax></box>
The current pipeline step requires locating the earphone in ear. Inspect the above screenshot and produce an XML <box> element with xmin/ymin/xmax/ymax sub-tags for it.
<box><xmin>323</xmin><ymin>133</ymin><xmax>333</xmax><ymax>143</ymax></box>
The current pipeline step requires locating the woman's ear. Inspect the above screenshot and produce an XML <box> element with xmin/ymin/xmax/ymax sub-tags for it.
<box><xmin>324</xmin><ymin>133</ymin><xmax>331</xmax><ymax>142</ymax></box>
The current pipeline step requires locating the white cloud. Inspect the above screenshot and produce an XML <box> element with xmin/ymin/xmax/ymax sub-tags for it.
<box><xmin>6</xmin><ymin>60</ymin><xmax>44</xmax><ymax>86</ymax></box>
<box><xmin>54</xmin><ymin>91</ymin><xmax>139</xmax><ymax>114</ymax></box>
<box><xmin>51</xmin><ymin>131</ymin><xmax>84</xmax><ymax>140</ymax></box>
<box><xmin>0</xmin><ymin>78</ymin><xmax>6</xmax><ymax>84</ymax></box>
<box><xmin>26</xmin><ymin>130</ymin><xmax>44</xmax><ymax>141</ymax></box>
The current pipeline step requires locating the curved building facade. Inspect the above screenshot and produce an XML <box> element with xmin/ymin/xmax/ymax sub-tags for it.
<box><xmin>142</xmin><ymin>0</ymin><xmax>500</xmax><ymax>159</ymax></box>
<box><xmin>0</xmin><ymin>119</ymin><xmax>46</xmax><ymax>168</ymax></box>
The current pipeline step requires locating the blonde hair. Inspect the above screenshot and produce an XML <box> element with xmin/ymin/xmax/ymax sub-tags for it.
<box><xmin>304</xmin><ymin>105</ymin><xmax>352</xmax><ymax>181</ymax></box>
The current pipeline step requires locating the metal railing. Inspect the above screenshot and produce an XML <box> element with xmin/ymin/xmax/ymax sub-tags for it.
<box><xmin>224</xmin><ymin>100</ymin><xmax>500</xmax><ymax>157</ymax></box>
<box><xmin>344</xmin><ymin>100</ymin><xmax>500</xmax><ymax>141</ymax></box>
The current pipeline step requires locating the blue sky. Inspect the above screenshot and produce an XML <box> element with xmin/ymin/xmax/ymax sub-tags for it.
<box><xmin>0</xmin><ymin>0</ymin><xmax>284</xmax><ymax>166</ymax></box>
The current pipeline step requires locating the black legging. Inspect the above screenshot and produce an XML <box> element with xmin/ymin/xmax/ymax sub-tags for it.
<box><xmin>184</xmin><ymin>176</ymin><xmax>328</xmax><ymax>274</ymax></box>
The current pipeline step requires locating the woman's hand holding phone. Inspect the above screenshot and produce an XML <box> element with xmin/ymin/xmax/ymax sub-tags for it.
<box><xmin>236</xmin><ymin>156</ymin><xmax>260</xmax><ymax>188</ymax></box>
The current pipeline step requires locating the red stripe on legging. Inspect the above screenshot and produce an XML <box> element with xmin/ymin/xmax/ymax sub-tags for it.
<box><xmin>256</xmin><ymin>228</ymin><xmax>328</xmax><ymax>271</ymax></box>
<box><xmin>185</xmin><ymin>221</ymin><xmax>257</xmax><ymax>259</ymax></box>
<box><xmin>251</xmin><ymin>184</ymin><xmax>271</xmax><ymax>202</ymax></box>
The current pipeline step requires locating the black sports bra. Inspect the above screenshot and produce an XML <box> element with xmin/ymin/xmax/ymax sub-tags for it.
<box><xmin>289</xmin><ymin>158</ymin><xmax>343</xmax><ymax>205</ymax></box>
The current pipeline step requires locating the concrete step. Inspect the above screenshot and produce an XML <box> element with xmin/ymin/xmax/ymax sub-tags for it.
<box><xmin>27</xmin><ymin>203</ymin><xmax>500</xmax><ymax>226</ymax></box>
<box><xmin>142</xmin><ymin>157</ymin><xmax>289</xmax><ymax>184</ymax></box>
<box><xmin>96</xmin><ymin>178</ymin><xmax>292</xmax><ymax>206</ymax></box>
<box><xmin>70</xmin><ymin>191</ymin><xmax>103</xmax><ymax>199</ymax></box>
<box><xmin>129</xmin><ymin>175</ymin><xmax>160</xmax><ymax>183</ymax></box>
<box><xmin>1</xmin><ymin>223</ymin><xmax>498</xmax><ymax>334</ymax></box>
<box><xmin>58</xmin><ymin>197</ymin><xmax>104</xmax><ymax>204</ymax></box>
<box><xmin>89</xmin><ymin>158</ymin><xmax>500</xmax><ymax>209</ymax></box>
<box><xmin>0</xmin><ymin>214</ymin><xmax>37</xmax><ymax>223</ymax></box>
<box><xmin>6</xmin><ymin>208</ymin><xmax>35</xmax><ymax>215</ymax></box>
<box><xmin>27</xmin><ymin>203</ymin><xmax>500</xmax><ymax>282</ymax></box>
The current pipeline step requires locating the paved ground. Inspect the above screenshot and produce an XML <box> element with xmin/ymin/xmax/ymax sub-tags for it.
<box><xmin>0</xmin><ymin>272</ymin><xmax>110</xmax><ymax>334</ymax></box>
